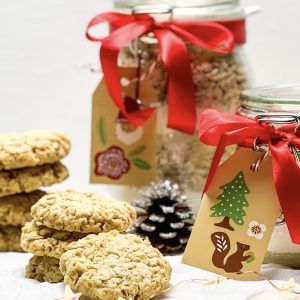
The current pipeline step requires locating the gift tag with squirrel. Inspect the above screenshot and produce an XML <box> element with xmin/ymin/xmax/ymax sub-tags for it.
<box><xmin>90</xmin><ymin>67</ymin><xmax>157</xmax><ymax>185</ymax></box>
<box><xmin>182</xmin><ymin>148</ymin><xmax>281</xmax><ymax>280</ymax></box>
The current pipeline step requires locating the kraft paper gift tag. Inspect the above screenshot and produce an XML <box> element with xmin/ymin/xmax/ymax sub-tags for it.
<box><xmin>183</xmin><ymin>148</ymin><xmax>281</xmax><ymax>280</ymax></box>
<box><xmin>90</xmin><ymin>67</ymin><xmax>157</xmax><ymax>185</ymax></box>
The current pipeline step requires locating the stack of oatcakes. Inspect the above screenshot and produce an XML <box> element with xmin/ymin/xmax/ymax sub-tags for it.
<box><xmin>21</xmin><ymin>189</ymin><xmax>137</xmax><ymax>283</ymax></box>
<box><xmin>0</xmin><ymin>130</ymin><xmax>70</xmax><ymax>251</ymax></box>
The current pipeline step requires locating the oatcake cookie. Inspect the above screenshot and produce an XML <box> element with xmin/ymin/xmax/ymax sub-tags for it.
<box><xmin>0</xmin><ymin>190</ymin><xmax>45</xmax><ymax>226</ymax></box>
<box><xmin>0</xmin><ymin>162</ymin><xmax>68</xmax><ymax>197</ymax></box>
<box><xmin>26</xmin><ymin>255</ymin><xmax>63</xmax><ymax>283</ymax></box>
<box><xmin>21</xmin><ymin>220</ymin><xmax>86</xmax><ymax>258</ymax></box>
<box><xmin>60</xmin><ymin>231</ymin><xmax>171</xmax><ymax>300</ymax></box>
<box><xmin>0</xmin><ymin>130</ymin><xmax>70</xmax><ymax>171</ymax></box>
<box><xmin>31</xmin><ymin>190</ymin><xmax>136</xmax><ymax>233</ymax></box>
<box><xmin>0</xmin><ymin>225</ymin><xmax>23</xmax><ymax>252</ymax></box>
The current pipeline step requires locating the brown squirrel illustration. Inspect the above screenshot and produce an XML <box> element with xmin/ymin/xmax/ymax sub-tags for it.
<box><xmin>211</xmin><ymin>232</ymin><xmax>251</xmax><ymax>273</ymax></box>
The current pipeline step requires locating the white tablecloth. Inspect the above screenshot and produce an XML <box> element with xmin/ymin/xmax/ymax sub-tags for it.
<box><xmin>1</xmin><ymin>253</ymin><xmax>300</xmax><ymax>300</ymax></box>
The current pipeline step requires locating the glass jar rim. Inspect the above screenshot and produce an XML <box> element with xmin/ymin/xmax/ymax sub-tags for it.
<box><xmin>115</xmin><ymin>0</ymin><xmax>239</xmax><ymax>9</ymax></box>
<box><xmin>241</xmin><ymin>85</ymin><xmax>300</xmax><ymax>105</ymax></box>
<box><xmin>114</xmin><ymin>0</ymin><xmax>258</xmax><ymax>20</ymax></box>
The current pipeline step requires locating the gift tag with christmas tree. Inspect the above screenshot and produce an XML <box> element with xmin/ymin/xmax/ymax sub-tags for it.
<box><xmin>182</xmin><ymin>147</ymin><xmax>281</xmax><ymax>280</ymax></box>
<box><xmin>90</xmin><ymin>67</ymin><xmax>157</xmax><ymax>185</ymax></box>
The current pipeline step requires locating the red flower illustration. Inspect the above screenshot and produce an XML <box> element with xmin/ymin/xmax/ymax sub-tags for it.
<box><xmin>95</xmin><ymin>146</ymin><xmax>130</xmax><ymax>179</ymax></box>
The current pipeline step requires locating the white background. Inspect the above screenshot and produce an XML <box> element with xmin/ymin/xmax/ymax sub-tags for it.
<box><xmin>0</xmin><ymin>0</ymin><xmax>299</xmax><ymax>197</ymax></box>
<box><xmin>1</xmin><ymin>3</ymin><xmax>300</xmax><ymax>298</ymax></box>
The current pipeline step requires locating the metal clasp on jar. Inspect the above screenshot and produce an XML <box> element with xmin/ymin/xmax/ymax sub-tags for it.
<box><xmin>254</xmin><ymin>114</ymin><xmax>300</xmax><ymax>158</ymax></box>
<box><xmin>132</xmin><ymin>5</ymin><xmax>173</xmax><ymax>17</ymax></box>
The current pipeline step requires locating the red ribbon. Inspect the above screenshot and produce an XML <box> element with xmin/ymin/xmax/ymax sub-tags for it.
<box><xmin>86</xmin><ymin>12</ymin><xmax>245</xmax><ymax>134</ymax></box>
<box><xmin>199</xmin><ymin>109</ymin><xmax>300</xmax><ymax>244</ymax></box>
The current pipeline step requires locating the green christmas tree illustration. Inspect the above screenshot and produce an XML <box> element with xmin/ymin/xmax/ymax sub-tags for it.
<box><xmin>210</xmin><ymin>171</ymin><xmax>250</xmax><ymax>231</ymax></box>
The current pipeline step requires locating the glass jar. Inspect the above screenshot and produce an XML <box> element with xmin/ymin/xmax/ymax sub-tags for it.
<box><xmin>114</xmin><ymin>0</ymin><xmax>257</xmax><ymax>211</ymax></box>
<box><xmin>238</xmin><ymin>85</ymin><xmax>300</xmax><ymax>267</ymax></box>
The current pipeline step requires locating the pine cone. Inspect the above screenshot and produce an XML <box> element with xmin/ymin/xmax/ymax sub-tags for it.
<box><xmin>132</xmin><ymin>181</ymin><xmax>195</xmax><ymax>255</ymax></box>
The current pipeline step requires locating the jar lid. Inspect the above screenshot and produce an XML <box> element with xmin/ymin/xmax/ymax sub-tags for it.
<box><xmin>241</xmin><ymin>86</ymin><xmax>300</xmax><ymax>105</ymax></box>
<box><xmin>114</xmin><ymin>0</ymin><xmax>259</xmax><ymax>20</ymax></box>
<box><xmin>115</xmin><ymin>0</ymin><xmax>238</xmax><ymax>8</ymax></box>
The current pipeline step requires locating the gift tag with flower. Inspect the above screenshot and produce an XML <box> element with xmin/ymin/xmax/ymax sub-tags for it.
<box><xmin>90</xmin><ymin>68</ymin><xmax>157</xmax><ymax>185</ymax></box>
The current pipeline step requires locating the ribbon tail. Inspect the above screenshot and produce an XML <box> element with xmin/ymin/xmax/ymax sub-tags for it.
<box><xmin>202</xmin><ymin>136</ymin><xmax>227</xmax><ymax>196</ymax></box>
<box><xmin>199</xmin><ymin>109</ymin><xmax>257</xmax><ymax>145</ymax></box>
<box><xmin>101</xmin><ymin>21</ymin><xmax>155</xmax><ymax>126</ymax></box>
<box><xmin>154</xmin><ymin>29</ymin><xmax>196</xmax><ymax>134</ymax></box>
<box><xmin>270</xmin><ymin>142</ymin><xmax>300</xmax><ymax>244</ymax></box>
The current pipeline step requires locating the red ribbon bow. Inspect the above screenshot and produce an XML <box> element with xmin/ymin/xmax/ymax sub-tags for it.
<box><xmin>86</xmin><ymin>12</ymin><xmax>245</xmax><ymax>134</ymax></box>
<box><xmin>199</xmin><ymin>109</ymin><xmax>300</xmax><ymax>244</ymax></box>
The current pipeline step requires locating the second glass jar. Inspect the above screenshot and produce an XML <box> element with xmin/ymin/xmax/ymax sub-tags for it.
<box><xmin>238</xmin><ymin>85</ymin><xmax>300</xmax><ymax>267</ymax></box>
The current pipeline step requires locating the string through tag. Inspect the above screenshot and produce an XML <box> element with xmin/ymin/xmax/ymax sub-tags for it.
<box><xmin>128</xmin><ymin>5</ymin><xmax>172</xmax><ymax>108</ymax></box>
<box><xmin>146</xmin><ymin>271</ymin><xmax>300</xmax><ymax>299</ymax></box>
<box><xmin>135</xmin><ymin>49</ymin><xmax>143</xmax><ymax>105</ymax></box>
<box><xmin>250</xmin><ymin>148</ymin><xmax>270</xmax><ymax>172</ymax></box>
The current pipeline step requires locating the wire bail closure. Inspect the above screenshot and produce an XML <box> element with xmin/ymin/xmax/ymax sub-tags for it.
<box><xmin>255</xmin><ymin>113</ymin><xmax>300</xmax><ymax>128</ymax></box>
<box><xmin>132</xmin><ymin>5</ymin><xmax>173</xmax><ymax>17</ymax></box>
<box><xmin>254</xmin><ymin>113</ymin><xmax>300</xmax><ymax>151</ymax></box>
<box><xmin>251</xmin><ymin>114</ymin><xmax>300</xmax><ymax>172</ymax></box>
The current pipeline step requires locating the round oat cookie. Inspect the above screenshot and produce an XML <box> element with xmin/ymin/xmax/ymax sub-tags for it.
<box><xmin>0</xmin><ymin>190</ymin><xmax>45</xmax><ymax>226</ymax></box>
<box><xmin>31</xmin><ymin>190</ymin><xmax>136</xmax><ymax>233</ymax></box>
<box><xmin>21</xmin><ymin>220</ymin><xmax>87</xmax><ymax>258</ymax></box>
<box><xmin>0</xmin><ymin>225</ymin><xmax>23</xmax><ymax>252</ymax></box>
<box><xmin>0</xmin><ymin>162</ymin><xmax>68</xmax><ymax>197</ymax></box>
<box><xmin>60</xmin><ymin>231</ymin><xmax>172</xmax><ymax>300</ymax></box>
<box><xmin>0</xmin><ymin>130</ymin><xmax>71</xmax><ymax>171</ymax></box>
<box><xmin>26</xmin><ymin>255</ymin><xmax>63</xmax><ymax>283</ymax></box>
